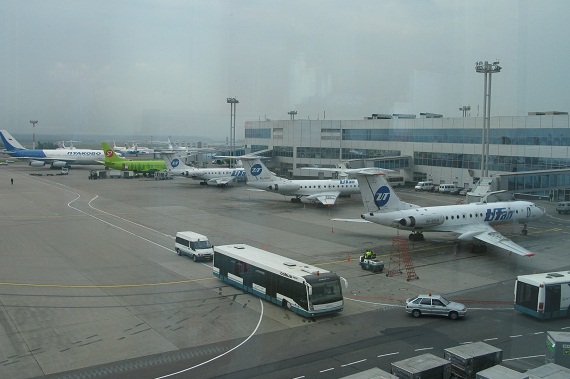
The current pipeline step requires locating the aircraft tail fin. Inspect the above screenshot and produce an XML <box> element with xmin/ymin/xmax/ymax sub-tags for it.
<box><xmin>162</xmin><ymin>152</ymin><xmax>194</xmax><ymax>173</ymax></box>
<box><xmin>356</xmin><ymin>170</ymin><xmax>419</xmax><ymax>212</ymax></box>
<box><xmin>0</xmin><ymin>130</ymin><xmax>27</xmax><ymax>151</ymax></box>
<box><xmin>101</xmin><ymin>142</ymin><xmax>124</xmax><ymax>162</ymax></box>
<box><xmin>240</xmin><ymin>157</ymin><xmax>280</xmax><ymax>183</ymax></box>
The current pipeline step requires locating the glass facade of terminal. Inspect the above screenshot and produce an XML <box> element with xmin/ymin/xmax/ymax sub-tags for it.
<box><xmin>244</xmin><ymin>115</ymin><xmax>570</xmax><ymax>198</ymax></box>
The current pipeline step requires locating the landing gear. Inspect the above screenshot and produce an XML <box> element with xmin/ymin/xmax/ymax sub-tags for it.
<box><xmin>408</xmin><ymin>232</ymin><xmax>425</xmax><ymax>242</ymax></box>
<box><xmin>291</xmin><ymin>197</ymin><xmax>302</xmax><ymax>203</ymax></box>
<box><xmin>200</xmin><ymin>181</ymin><xmax>207</xmax><ymax>186</ymax></box>
<box><xmin>521</xmin><ymin>223</ymin><xmax>528</xmax><ymax>235</ymax></box>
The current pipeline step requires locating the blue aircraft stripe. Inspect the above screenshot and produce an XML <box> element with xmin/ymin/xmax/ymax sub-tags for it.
<box><xmin>11</xmin><ymin>150</ymin><xmax>48</xmax><ymax>158</ymax></box>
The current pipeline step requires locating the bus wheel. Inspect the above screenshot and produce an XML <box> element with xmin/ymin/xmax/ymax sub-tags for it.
<box><xmin>176</xmin><ymin>248</ymin><xmax>181</xmax><ymax>256</ymax></box>
<box><xmin>283</xmin><ymin>300</ymin><xmax>292</xmax><ymax>311</ymax></box>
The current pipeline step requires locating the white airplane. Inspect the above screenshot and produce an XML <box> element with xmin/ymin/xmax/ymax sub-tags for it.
<box><xmin>113</xmin><ymin>141</ymin><xmax>154</xmax><ymax>155</ymax></box>
<box><xmin>335</xmin><ymin>169</ymin><xmax>544</xmax><ymax>256</ymax></box>
<box><xmin>162</xmin><ymin>152</ymin><xmax>245</xmax><ymax>186</ymax></box>
<box><xmin>0</xmin><ymin>130</ymin><xmax>104</xmax><ymax>168</ymax></box>
<box><xmin>240</xmin><ymin>156</ymin><xmax>360</xmax><ymax>206</ymax></box>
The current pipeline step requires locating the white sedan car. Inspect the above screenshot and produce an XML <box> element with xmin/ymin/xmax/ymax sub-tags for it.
<box><xmin>406</xmin><ymin>294</ymin><xmax>466</xmax><ymax>320</ymax></box>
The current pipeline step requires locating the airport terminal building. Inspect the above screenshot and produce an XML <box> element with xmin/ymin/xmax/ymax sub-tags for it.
<box><xmin>244</xmin><ymin>112</ymin><xmax>570</xmax><ymax>200</ymax></box>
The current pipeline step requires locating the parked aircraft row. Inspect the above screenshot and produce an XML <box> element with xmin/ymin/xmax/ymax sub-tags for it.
<box><xmin>1</xmin><ymin>129</ymin><xmax>545</xmax><ymax>257</ymax></box>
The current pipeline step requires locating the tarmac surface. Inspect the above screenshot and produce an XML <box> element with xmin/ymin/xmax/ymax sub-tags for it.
<box><xmin>0</xmin><ymin>163</ymin><xmax>568</xmax><ymax>378</ymax></box>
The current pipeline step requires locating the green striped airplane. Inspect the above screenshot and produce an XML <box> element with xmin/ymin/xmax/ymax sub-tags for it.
<box><xmin>100</xmin><ymin>142</ymin><xmax>166</xmax><ymax>174</ymax></box>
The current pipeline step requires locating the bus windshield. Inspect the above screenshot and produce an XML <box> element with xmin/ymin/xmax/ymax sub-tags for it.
<box><xmin>309</xmin><ymin>281</ymin><xmax>343</xmax><ymax>305</ymax></box>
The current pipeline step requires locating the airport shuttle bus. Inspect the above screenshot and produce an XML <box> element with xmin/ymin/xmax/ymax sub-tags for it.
<box><xmin>514</xmin><ymin>271</ymin><xmax>570</xmax><ymax>319</ymax></box>
<box><xmin>213</xmin><ymin>244</ymin><xmax>345</xmax><ymax>317</ymax></box>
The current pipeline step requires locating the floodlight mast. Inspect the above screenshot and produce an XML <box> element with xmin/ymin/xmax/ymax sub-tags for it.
<box><xmin>30</xmin><ymin>120</ymin><xmax>38</xmax><ymax>149</ymax></box>
<box><xmin>226</xmin><ymin>97</ymin><xmax>239</xmax><ymax>167</ymax></box>
<box><xmin>475</xmin><ymin>61</ymin><xmax>501</xmax><ymax>177</ymax></box>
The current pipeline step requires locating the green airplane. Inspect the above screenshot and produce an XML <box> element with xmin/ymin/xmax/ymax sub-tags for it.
<box><xmin>100</xmin><ymin>142</ymin><xmax>166</xmax><ymax>174</ymax></box>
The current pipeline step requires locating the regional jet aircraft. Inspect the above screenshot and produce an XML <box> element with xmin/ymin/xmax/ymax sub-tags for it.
<box><xmin>0</xmin><ymin>130</ymin><xmax>104</xmax><ymax>168</ymax></box>
<box><xmin>162</xmin><ymin>152</ymin><xmax>245</xmax><ymax>186</ymax></box>
<box><xmin>334</xmin><ymin>169</ymin><xmax>544</xmax><ymax>256</ymax></box>
<box><xmin>101</xmin><ymin>142</ymin><xmax>166</xmax><ymax>174</ymax></box>
<box><xmin>239</xmin><ymin>156</ymin><xmax>360</xmax><ymax>206</ymax></box>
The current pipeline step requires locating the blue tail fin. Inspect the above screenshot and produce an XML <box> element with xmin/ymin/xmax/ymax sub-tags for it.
<box><xmin>0</xmin><ymin>130</ymin><xmax>27</xmax><ymax>151</ymax></box>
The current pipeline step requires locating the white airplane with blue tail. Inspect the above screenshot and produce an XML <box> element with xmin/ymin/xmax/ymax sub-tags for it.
<box><xmin>238</xmin><ymin>156</ymin><xmax>360</xmax><ymax>206</ymax></box>
<box><xmin>334</xmin><ymin>169</ymin><xmax>544</xmax><ymax>256</ymax></box>
<box><xmin>162</xmin><ymin>152</ymin><xmax>245</xmax><ymax>186</ymax></box>
<box><xmin>0</xmin><ymin>130</ymin><xmax>104</xmax><ymax>168</ymax></box>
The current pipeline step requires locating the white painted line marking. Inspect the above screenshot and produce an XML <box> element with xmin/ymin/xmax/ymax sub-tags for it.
<box><xmin>484</xmin><ymin>338</ymin><xmax>498</xmax><ymax>341</ymax></box>
<box><xmin>319</xmin><ymin>368</ymin><xmax>334</xmax><ymax>373</ymax></box>
<box><xmin>378</xmin><ymin>352</ymin><xmax>399</xmax><ymax>358</ymax></box>
<box><xmin>415</xmin><ymin>347</ymin><xmax>434</xmax><ymax>351</ymax></box>
<box><xmin>341</xmin><ymin>359</ymin><xmax>367</xmax><ymax>367</ymax></box>
<box><xmin>509</xmin><ymin>335</ymin><xmax>523</xmax><ymax>338</ymax></box>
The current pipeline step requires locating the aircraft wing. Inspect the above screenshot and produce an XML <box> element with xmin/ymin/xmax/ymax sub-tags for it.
<box><xmin>305</xmin><ymin>191</ymin><xmax>340</xmax><ymax>206</ymax></box>
<box><xmin>331</xmin><ymin>218</ymin><xmax>372</xmax><ymax>223</ymax></box>
<box><xmin>455</xmin><ymin>224</ymin><xmax>535</xmax><ymax>257</ymax></box>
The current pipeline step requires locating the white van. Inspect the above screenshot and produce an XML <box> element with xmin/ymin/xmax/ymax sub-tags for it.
<box><xmin>438</xmin><ymin>183</ymin><xmax>459</xmax><ymax>194</ymax></box>
<box><xmin>175</xmin><ymin>231</ymin><xmax>214</xmax><ymax>262</ymax></box>
<box><xmin>556</xmin><ymin>202</ymin><xmax>570</xmax><ymax>214</ymax></box>
<box><xmin>414</xmin><ymin>181</ymin><xmax>434</xmax><ymax>191</ymax></box>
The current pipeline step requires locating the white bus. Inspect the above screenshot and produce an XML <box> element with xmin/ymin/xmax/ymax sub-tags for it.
<box><xmin>387</xmin><ymin>175</ymin><xmax>405</xmax><ymax>187</ymax></box>
<box><xmin>213</xmin><ymin>244</ymin><xmax>345</xmax><ymax>317</ymax></box>
<box><xmin>514</xmin><ymin>271</ymin><xmax>570</xmax><ymax>319</ymax></box>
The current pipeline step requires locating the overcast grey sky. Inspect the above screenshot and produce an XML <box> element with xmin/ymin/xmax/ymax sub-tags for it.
<box><xmin>1</xmin><ymin>0</ymin><xmax>569</xmax><ymax>141</ymax></box>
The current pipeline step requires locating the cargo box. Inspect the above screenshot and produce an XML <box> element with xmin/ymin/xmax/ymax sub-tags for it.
<box><xmin>443</xmin><ymin>341</ymin><xmax>502</xmax><ymax>378</ymax></box>
<box><xmin>391</xmin><ymin>353</ymin><xmax>451</xmax><ymax>379</ymax></box>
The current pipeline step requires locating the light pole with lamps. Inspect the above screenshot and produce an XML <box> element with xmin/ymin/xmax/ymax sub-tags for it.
<box><xmin>459</xmin><ymin>106</ymin><xmax>471</xmax><ymax>117</ymax></box>
<box><xmin>475</xmin><ymin>61</ymin><xmax>501</xmax><ymax>177</ymax></box>
<box><xmin>226</xmin><ymin>98</ymin><xmax>238</xmax><ymax>167</ymax></box>
<box><xmin>30</xmin><ymin>120</ymin><xmax>38</xmax><ymax>149</ymax></box>
<box><xmin>288</xmin><ymin>110</ymin><xmax>297</xmax><ymax>120</ymax></box>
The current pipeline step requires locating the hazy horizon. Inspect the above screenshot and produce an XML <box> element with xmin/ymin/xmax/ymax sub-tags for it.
<box><xmin>3</xmin><ymin>1</ymin><xmax>570</xmax><ymax>140</ymax></box>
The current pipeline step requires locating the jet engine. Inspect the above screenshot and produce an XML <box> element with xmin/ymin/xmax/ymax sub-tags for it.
<box><xmin>29</xmin><ymin>160</ymin><xmax>46</xmax><ymax>167</ymax></box>
<box><xmin>398</xmin><ymin>214</ymin><xmax>444</xmax><ymax>228</ymax></box>
<box><xmin>266</xmin><ymin>183</ymin><xmax>301</xmax><ymax>192</ymax></box>
<box><xmin>50</xmin><ymin>161</ymin><xmax>67</xmax><ymax>168</ymax></box>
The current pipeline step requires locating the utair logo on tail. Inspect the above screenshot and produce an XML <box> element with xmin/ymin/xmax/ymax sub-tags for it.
<box><xmin>374</xmin><ymin>185</ymin><xmax>391</xmax><ymax>207</ymax></box>
<box><xmin>171</xmin><ymin>158</ymin><xmax>180</xmax><ymax>168</ymax></box>
<box><xmin>250</xmin><ymin>163</ymin><xmax>263</xmax><ymax>176</ymax></box>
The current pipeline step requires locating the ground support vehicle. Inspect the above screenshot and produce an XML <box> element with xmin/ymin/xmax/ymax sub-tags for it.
<box><xmin>109</xmin><ymin>170</ymin><xmax>122</xmax><ymax>178</ymax></box>
<box><xmin>88</xmin><ymin>170</ymin><xmax>107</xmax><ymax>179</ymax></box>
<box><xmin>359</xmin><ymin>256</ymin><xmax>384</xmax><ymax>273</ymax></box>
